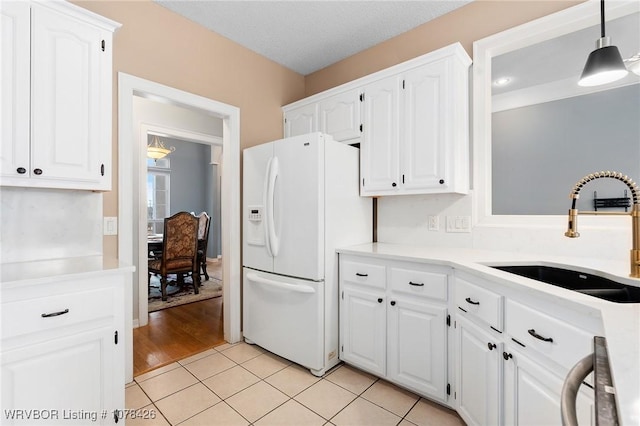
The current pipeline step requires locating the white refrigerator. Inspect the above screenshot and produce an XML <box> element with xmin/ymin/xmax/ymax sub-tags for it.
<box><xmin>242</xmin><ymin>132</ymin><xmax>371</xmax><ymax>376</ymax></box>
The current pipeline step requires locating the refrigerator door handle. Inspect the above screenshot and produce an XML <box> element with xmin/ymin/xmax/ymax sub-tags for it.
<box><xmin>263</xmin><ymin>157</ymin><xmax>273</xmax><ymax>257</ymax></box>
<box><xmin>247</xmin><ymin>272</ymin><xmax>315</xmax><ymax>294</ymax></box>
<box><xmin>266</xmin><ymin>156</ymin><xmax>280</xmax><ymax>256</ymax></box>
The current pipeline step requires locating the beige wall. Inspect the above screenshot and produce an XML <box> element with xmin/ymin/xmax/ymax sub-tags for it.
<box><xmin>73</xmin><ymin>1</ymin><xmax>305</xmax><ymax>259</ymax></box>
<box><xmin>304</xmin><ymin>0</ymin><xmax>583</xmax><ymax>96</ymax></box>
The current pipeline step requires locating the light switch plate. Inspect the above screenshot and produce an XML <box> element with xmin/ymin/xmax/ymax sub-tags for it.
<box><xmin>104</xmin><ymin>217</ymin><xmax>118</xmax><ymax>235</ymax></box>
<box><xmin>446</xmin><ymin>216</ymin><xmax>471</xmax><ymax>233</ymax></box>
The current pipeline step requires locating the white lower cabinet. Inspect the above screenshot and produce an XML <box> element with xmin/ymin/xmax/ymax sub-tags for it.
<box><xmin>503</xmin><ymin>345</ymin><xmax>594</xmax><ymax>426</ymax></box>
<box><xmin>388</xmin><ymin>298</ymin><xmax>447</xmax><ymax>398</ymax></box>
<box><xmin>339</xmin><ymin>254</ymin><xmax>451</xmax><ymax>404</ymax></box>
<box><xmin>1</xmin><ymin>274</ymin><xmax>125</xmax><ymax>425</ymax></box>
<box><xmin>454</xmin><ymin>270</ymin><xmax>597</xmax><ymax>426</ymax></box>
<box><xmin>456</xmin><ymin>315</ymin><xmax>501</xmax><ymax>426</ymax></box>
<box><xmin>341</xmin><ymin>287</ymin><xmax>386</xmax><ymax>376</ymax></box>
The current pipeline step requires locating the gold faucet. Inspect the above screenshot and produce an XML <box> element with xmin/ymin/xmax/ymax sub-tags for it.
<box><xmin>565</xmin><ymin>171</ymin><xmax>640</xmax><ymax>278</ymax></box>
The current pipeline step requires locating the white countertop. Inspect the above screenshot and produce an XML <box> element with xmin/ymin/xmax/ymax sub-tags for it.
<box><xmin>337</xmin><ymin>242</ymin><xmax>640</xmax><ymax>425</ymax></box>
<box><xmin>0</xmin><ymin>255</ymin><xmax>135</xmax><ymax>288</ymax></box>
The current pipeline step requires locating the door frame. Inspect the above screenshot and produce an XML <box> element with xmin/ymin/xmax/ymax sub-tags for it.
<box><xmin>118</xmin><ymin>73</ymin><xmax>242</xmax><ymax>382</ymax></box>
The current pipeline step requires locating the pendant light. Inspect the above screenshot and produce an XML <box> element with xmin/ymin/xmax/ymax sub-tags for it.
<box><xmin>578</xmin><ymin>0</ymin><xmax>628</xmax><ymax>87</ymax></box>
<box><xmin>147</xmin><ymin>135</ymin><xmax>175</xmax><ymax>160</ymax></box>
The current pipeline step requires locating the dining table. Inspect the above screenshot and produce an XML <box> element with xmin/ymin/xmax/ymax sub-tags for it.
<box><xmin>147</xmin><ymin>234</ymin><xmax>163</xmax><ymax>258</ymax></box>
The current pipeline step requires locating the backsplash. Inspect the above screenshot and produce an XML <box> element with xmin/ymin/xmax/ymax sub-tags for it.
<box><xmin>0</xmin><ymin>187</ymin><xmax>103</xmax><ymax>263</ymax></box>
<box><xmin>377</xmin><ymin>192</ymin><xmax>630</xmax><ymax>262</ymax></box>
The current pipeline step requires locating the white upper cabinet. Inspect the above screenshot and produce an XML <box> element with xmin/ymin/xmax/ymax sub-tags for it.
<box><xmin>283</xmin><ymin>103</ymin><xmax>317</xmax><ymax>138</ymax></box>
<box><xmin>0</xmin><ymin>1</ymin><xmax>120</xmax><ymax>191</ymax></box>
<box><xmin>318</xmin><ymin>89</ymin><xmax>362</xmax><ymax>143</ymax></box>
<box><xmin>360</xmin><ymin>76</ymin><xmax>400</xmax><ymax>192</ymax></box>
<box><xmin>1</xmin><ymin>2</ymin><xmax>31</xmax><ymax>180</ymax></box>
<box><xmin>282</xmin><ymin>43</ymin><xmax>471</xmax><ymax>197</ymax></box>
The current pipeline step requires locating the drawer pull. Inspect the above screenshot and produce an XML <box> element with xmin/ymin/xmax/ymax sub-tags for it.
<box><xmin>503</xmin><ymin>352</ymin><xmax>513</xmax><ymax>361</ymax></box>
<box><xmin>528</xmin><ymin>329</ymin><xmax>554</xmax><ymax>343</ymax></box>
<box><xmin>390</xmin><ymin>300</ymin><xmax>396</xmax><ymax>306</ymax></box>
<box><xmin>355</xmin><ymin>273</ymin><xmax>368</xmax><ymax>277</ymax></box>
<box><xmin>409</xmin><ymin>281</ymin><xmax>424</xmax><ymax>287</ymax></box>
<box><xmin>41</xmin><ymin>308</ymin><xmax>69</xmax><ymax>318</ymax></box>
<box><xmin>465</xmin><ymin>297</ymin><xmax>480</xmax><ymax>305</ymax></box>
<box><xmin>488</xmin><ymin>342</ymin><xmax>496</xmax><ymax>350</ymax></box>
<box><xmin>377</xmin><ymin>298</ymin><xmax>383</xmax><ymax>303</ymax></box>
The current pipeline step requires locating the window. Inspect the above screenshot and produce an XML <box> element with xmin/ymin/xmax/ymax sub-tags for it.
<box><xmin>147</xmin><ymin>158</ymin><xmax>171</xmax><ymax>234</ymax></box>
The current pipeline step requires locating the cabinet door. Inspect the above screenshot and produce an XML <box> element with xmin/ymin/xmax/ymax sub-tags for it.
<box><xmin>360</xmin><ymin>76</ymin><xmax>400</xmax><ymax>195</ymax></box>
<box><xmin>284</xmin><ymin>103</ymin><xmax>318</xmax><ymax>138</ymax></box>
<box><xmin>1</xmin><ymin>326</ymin><xmax>117</xmax><ymax>425</ymax></box>
<box><xmin>0</xmin><ymin>2</ymin><xmax>30</xmax><ymax>180</ymax></box>
<box><xmin>319</xmin><ymin>90</ymin><xmax>361</xmax><ymax>143</ymax></box>
<box><xmin>401</xmin><ymin>60</ymin><xmax>449</xmax><ymax>192</ymax></box>
<box><xmin>456</xmin><ymin>315</ymin><xmax>501</xmax><ymax>426</ymax></box>
<box><xmin>387</xmin><ymin>298</ymin><xmax>447</xmax><ymax>399</ymax></box>
<box><xmin>30</xmin><ymin>4</ymin><xmax>105</xmax><ymax>185</ymax></box>
<box><xmin>503</xmin><ymin>346</ymin><xmax>594</xmax><ymax>426</ymax></box>
<box><xmin>340</xmin><ymin>287</ymin><xmax>386</xmax><ymax>376</ymax></box>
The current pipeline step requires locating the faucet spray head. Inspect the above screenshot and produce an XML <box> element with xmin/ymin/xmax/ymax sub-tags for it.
<box><xmin>565</xmin><ymin>208</ymin><xmax>580</xmax><ymax>238</ymax></box>
<box><xmin>565</xmin><ymin>193</ymin><xmax>580</xmax><ymax>238</ymax></box>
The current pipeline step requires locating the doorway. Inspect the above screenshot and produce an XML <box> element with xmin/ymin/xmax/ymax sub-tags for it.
<box><xmin>118</xmin><ymin>73</ymin><xmax>241</xmax><ymax>383</ymax></box>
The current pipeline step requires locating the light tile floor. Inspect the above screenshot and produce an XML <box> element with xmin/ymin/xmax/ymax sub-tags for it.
<box><xmin>126</xmin><ymin>342</ymin><xmax>466</xmax><ymax>426</ymax></box>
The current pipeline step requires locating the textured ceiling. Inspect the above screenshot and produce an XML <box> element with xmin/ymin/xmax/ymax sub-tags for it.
<box><xmin>155</xmin><ymin>1</ymin><xmax>471</xmax><ymax>75</ymax></box>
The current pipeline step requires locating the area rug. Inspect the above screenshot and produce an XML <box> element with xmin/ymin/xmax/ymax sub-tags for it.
<box><xmin>148</xmin><ymin>274</ymin><xmax>222</xmax><ymax>312</ymax></box>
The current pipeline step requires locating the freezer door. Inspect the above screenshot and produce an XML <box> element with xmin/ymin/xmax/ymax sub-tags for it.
<box><xmin>242</xmin><ymin>142</ymin><xmax>273</xmax><ymax>272</ymax></box>
<box><xmin>243</xmin><ymin>268</ymin><xmax>324</xmax><ymax>371</ymax></box>
<box><xmin>271</xmin><ymin>133</ymin><xmax>324</xmax><ymax>280</ymax></box>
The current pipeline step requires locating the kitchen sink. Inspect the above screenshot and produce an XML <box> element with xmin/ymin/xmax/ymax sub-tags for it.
<box><xmin>490</xmin><ymin>265</ymin><xmax>640</xmax><ymax>303</ymax></box>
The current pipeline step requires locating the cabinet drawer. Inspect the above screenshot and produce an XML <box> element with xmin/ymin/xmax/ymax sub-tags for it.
<box><xmin>455</xmin><ymin>276</ymin><xmax>503</xmax><ymax>331</ymax></box>
<box><xmin>390</xmin><ymin>266</ymin><xmax>447</xmax><ymax>301</ymax></box>
<box><xmin>505</xmin><ymin>299</ymin><xmax>594</xmax><ymax>371</ymax></box>
<box><xmin>341</xmin><ymin>258</ymin><xmax>386</xmax><ymax>289</ymax></box>
<box><xmin>2</xmin><ymin>287</ymin><xmax>115</xmax><ymax>340</ymax></box>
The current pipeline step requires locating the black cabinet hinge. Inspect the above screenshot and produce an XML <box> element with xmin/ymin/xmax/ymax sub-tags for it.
<box><xmin>446</xmin><ymin>383</ymin><xmax>451</xmax><ymax>396</ymax></box>
<box><xmin>341</xmin><ymin>291</ymin><xmax>344</xmax><ymax>300</ymax></box>
<box><xmin>359</xmin><ymin>124</ymin><xmax>363</xmax><ymax>132</ymax></box>
<box><xmin>341</xmin><ymin>345</ymin><xmax>343</xmax><ymax>353</ymax></box>
<box><xmin>114</xmin><ymin>330</ymin><xmax>119</xmax><ymax>345</ymax></box>
<box><xmin>114</xmin><ymin>412</ymin><xmax>119</xmax><ymax>423</ymax></box>
<box><xmin>359</xmin><ymin>93</ymin><xmax>364</xmax><ymax>102</ymax></box>
<box><xmin>101</xmin><ymin>40</ymin><xmax>105</xmax><ymax>52</ymax></box>
<box><xmin>446</xmin><ymin>314</ymin><xmax>451</xmax><ymax>327</ymax></box>
<box><xmin>402</xmin><ymin>174</ymin><xmax>405</xmax><ymax>184</ymax></box>
<box><xmin>362</xmin><ymin>178</ymin><xmax>365</xmax><ymax>187</ymax></box>
<box><xmin>402</xmin><ymin>79</ymin><xmax>405</xmax><ymax>89</ymax></box>
<box><xmin>100</xmin><ymin>164</ymin><xmax>105</xmax><ymax>176</ymax></box>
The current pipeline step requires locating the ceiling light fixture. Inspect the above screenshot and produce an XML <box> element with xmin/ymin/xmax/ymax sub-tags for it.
<box><xmin>147</xmin><ymin>135</ymin><xmax>175</xmax><ymax>160</ymax></box>
<box><xmin>578</xmin><ymin>0</ymin><xmax>628</xmax><ymax>87</ymax></box>
<box><xmin>493</xmin><ymin>77</ymin><xmax>512</xmax><ymax>87</ymax></box>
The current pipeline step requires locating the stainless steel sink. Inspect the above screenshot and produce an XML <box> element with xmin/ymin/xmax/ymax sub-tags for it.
<box><xmin>491</xmin><ymin>265</ymin><xmax>640</xmax><ymax>303</ymax></box>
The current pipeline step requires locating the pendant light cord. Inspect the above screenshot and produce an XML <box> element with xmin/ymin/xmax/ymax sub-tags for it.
<box><xmin>600</xmin><ymin>0</ymin><xmax>605</xmax><ymax>38</ymax></box>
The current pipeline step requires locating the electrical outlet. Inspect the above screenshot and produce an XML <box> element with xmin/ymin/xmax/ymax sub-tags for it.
<box><xmin>104</xmin><ymin>217</ymin><xmax>118</xmax><ymax>235</ymax></box>
<box><xmin>428</xmin><ymin>215</ymin><xmax>439</xmax><ymax>231</ymax></box>
<box><xmin>446</xmin><ymin>216</ymin><xmax>471</xmax><ymax>233</ymax></box>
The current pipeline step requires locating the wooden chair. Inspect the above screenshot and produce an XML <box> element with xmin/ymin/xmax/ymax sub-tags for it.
<box><xmin>148</xmin><ymin>212</ymin><xmax>200</xmax><ymax>301</ymax></box>
<box><xmin>195</xmin><ymin>212</ymin><xmax>211</xmax><ymax>281</ymax></box>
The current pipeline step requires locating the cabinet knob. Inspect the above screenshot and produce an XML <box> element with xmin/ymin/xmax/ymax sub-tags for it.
<box><xmin>390</xmin><ymin>300</ymin><xmax>396</xmax><ymax>306</ymax></box>
<box><xmin>33</xmin><ymin>168</ymin><xmax>43</xmax><ymax>175</ymax></box>
<box><xmin>377</xmin><ymin>298</ymin><xmax>383</xmax><ymax>303</ymax></box>
<box><xmin>16</xmin><ymin>167</ymin><xmax>26</xmax><ymax>174</ymax></box>
<box><xmin>503</xmin><ymin>352</ymin><xmax>513</xmax><ymax>361</ymax></box>
<box><xmin>439</xmin><ymin>179</ymin><xmax>445</xmax><ymax>185</ymax></box>
<box><xmin>487</xmin><ymin>342</ymin><xmax>496</xmax><ymax>350</ymax></box>
<box><xmin>392</xmin><ymin>182</ymin><xmax>397</xmax><ymax>187</ymax></box>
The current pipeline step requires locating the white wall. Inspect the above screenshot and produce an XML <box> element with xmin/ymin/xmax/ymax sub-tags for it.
<box><xmin>0</xmin><ymin>187</ymin><xmax>102</xmax><ymax>263</ymax></box>
<box><xmin>377</xmin><ymin>191</ymin><xmax>631</xmax><ymax>263</ymax></box>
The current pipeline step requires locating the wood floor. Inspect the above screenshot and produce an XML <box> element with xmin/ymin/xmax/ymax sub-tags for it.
<box><xmin>132</xmin><ymin>297</ymin><xmax>225</xmax><ymax>377</ymax></box>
